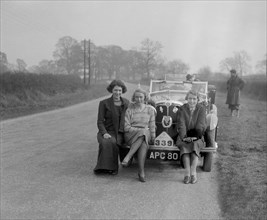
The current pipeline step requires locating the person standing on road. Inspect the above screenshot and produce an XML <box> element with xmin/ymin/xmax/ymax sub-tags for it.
<box><xmin>94</xmin><ymin>80</ymin><xmax>129</xmax><ymax>175</ymax></box>
<box><xmin>122</xmin><ymin>88</ymin><xmax>156</xmax><ymax>182</ymax></box>
<box><xmin>226</xmin><ymin>69</ymin><xmax>245</xmax><ymax>117</ymax></box>
<box><xmin>176</xmin><ymin>90</ymin><xmax>207</xmax><ymax>184</ymax></box>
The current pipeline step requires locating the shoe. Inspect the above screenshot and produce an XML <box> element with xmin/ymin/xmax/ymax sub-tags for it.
<box><xmin>231</xmin><ymin>111</ymin><xmax>235</xmax><ymax>117</ymax></box>
<box><xmin>121</xmin><ymin>158</ymin><xmax>131</xmax><ymax>167</ymax></box>
<box><xmin>94</xmin><ymin>170</ymin><xmax>100</xmax><ymax>175</ymax></box>
<box><xmin>109</xmin><ymin>170</ymin><xmax>118</xmax><ymax>175</ymax></box>
<box><xmin>190</xmin><ymin>175</ymin><xmax>197</xmax><ymax>184</ymax></box>
<box><xmin>94</xmin><ymin>169</ymin><xmax>104</xmax><ymax>175</ymax></box>
<box><xmin>138</xmin><ymin>173</ymin><xmax>146</xmax><ymax>182</ymax></box>
<box><xmin>183</xmin><ymin>176</ymin><xmax>191</xmax><ymax>184</ymax></box>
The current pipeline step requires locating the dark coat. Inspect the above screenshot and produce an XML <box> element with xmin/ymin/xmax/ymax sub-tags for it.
<box><xmin>177</xmin><ymin>103</ymin><xmax>207</xmax><ymax>140</ymax></box>
<box><xmin>94</xmin><ymin>96</ymin><xmax>129</xmax><ymax>172</ymax></box>
<box><xmin>176</xmin><ymin>103</ymin><xmax>207</xmax><ymax>160</ymax></box>
<box><xmin>97</xmin><ymin>96</ymin><xmax>129</xmax><ymax>142</ymax></box>
<box><xmin>226</xmin><ymin>75</ymin><xmax>245</xmax><ymax>105</ymax></box>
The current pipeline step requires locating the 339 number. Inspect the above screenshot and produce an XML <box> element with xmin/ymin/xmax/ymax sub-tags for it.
<box><xmin>154</xmin><ymin>139</ymin><xmax>173</xmax><ymax>146</ymax></box>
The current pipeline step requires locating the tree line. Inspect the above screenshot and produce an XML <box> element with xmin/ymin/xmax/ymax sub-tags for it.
<box><xmin>0</xmin><ymin>36</ymin><xmax>266</xmax><ymax>81</ymax></box>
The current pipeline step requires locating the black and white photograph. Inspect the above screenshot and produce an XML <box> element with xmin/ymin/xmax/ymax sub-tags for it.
<box><xmin>1</xmin><ymin>1</ymin><xmax>266</xmax><ymax>219</ymax></box>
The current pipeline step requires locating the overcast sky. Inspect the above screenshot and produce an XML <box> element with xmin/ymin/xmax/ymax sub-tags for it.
<box><xmin>1</xmin><ymin>0</ymin><xmax>266</xmax><ymax>73</ymax></box>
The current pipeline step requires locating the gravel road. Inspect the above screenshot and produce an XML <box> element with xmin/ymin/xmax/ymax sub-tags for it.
<box><xmin>1</xmin><ymin>83</ymin><xmax>222</xmax><ymax>219</ymax></box>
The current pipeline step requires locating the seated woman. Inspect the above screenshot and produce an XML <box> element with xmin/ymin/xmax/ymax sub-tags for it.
<box><xmin>94</xmin><ymin>80</ymin><xmax>129</xmax><ymax>175</ymax></box>
<box><xmin>122</xmin><ymin>88</ymin><xmax>156</xmax><ymax>182</ymax></box>
<box><xmin>176</xmin><ymin>90</ymin><xmax>206</xmax><ymax>184</ymax></box>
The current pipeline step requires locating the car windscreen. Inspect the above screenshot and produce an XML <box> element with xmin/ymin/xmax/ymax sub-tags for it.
<box><xmin>149</xmin><ymin>80</ymin><xmax>208</xmax><ymax>103</ymax></box>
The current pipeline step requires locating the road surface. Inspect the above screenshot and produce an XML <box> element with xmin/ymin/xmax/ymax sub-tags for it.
<box><xmin>1</xmin><ymin>83</ymin><xmax>222</xmax><ymax>219</ymax></box>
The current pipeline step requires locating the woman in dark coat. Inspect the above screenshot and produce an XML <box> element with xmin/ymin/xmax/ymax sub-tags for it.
<box><xmin>176</xmin><ymin>90</ymin><xmax>206</xmax><ymax>184</ymax></box>
<box><xmin>94</xmin><ymin>80</ymin><xmax>129</xmax><ymax>175</ymax></box>
<box><xmin>226</xmin><ymin>69</ymin><xmax>245</xmax><ymax>117</ymax></box>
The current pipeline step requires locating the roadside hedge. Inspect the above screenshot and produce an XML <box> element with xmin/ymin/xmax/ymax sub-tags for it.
<box><xmin>208</xmin><ymin>79</ymin><xmax>266</xmax><ymax>101</ymax></box>
<box><xmin>0</xmin><ymin>72</ymin><xmax>84</xmax><ymax>96</ymax></box>
<box><xmin>0</xmin><ymin>72</ymin><xmax>88</xmax><ymax>108</ymax></box>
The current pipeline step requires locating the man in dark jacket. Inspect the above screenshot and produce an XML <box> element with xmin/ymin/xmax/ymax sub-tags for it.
<box><xmin>226</xmin><ymin>69</ymin><xmax>245</xmax><ymax>117</ymax></box>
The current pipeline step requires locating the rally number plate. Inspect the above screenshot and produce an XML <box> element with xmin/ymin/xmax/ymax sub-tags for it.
<box><xmin>154</xmin><ymin>131</ymin><xmax>173</xmax><ymax>147</ymax></box>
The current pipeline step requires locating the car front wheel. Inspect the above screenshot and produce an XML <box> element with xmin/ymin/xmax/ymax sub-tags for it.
<box><xmin>202</xmin><ymin>152</ymin><xmax>213</xmax><ymax>172</ymax></box>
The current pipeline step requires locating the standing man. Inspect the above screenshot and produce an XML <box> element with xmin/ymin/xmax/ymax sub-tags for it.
<box><xmin>226</xmin><ymin>69</ymin><xmax>245</xmax><ymax>117</ymax></box>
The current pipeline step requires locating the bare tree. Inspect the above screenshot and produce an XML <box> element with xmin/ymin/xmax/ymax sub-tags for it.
<box><xmin>256</xmin><ymin>54</ymin><xmax>267</xmax><ymax>75</ymax></box>
<box><xmin>220</xmin><ymin>50</ymin><xmax>252</xmax><ymax>76</ymax></box>
<box><xmin>105</xmin><ymin>45</ymin><xmax>124</xmax><ymax>79</ymax></box>
<box><xmin>220</xmin><ymin>57</ymin><xmax>236</xmax><ymax>72</ymax></box>
<box><xmin>16</xmin><ymin>58</ymin><xmax>27</xmax><ymax>72</ymax></box>
<box><xmin>234</xmin><ymin>51</ymin><xmax>251</xmax><ymax>76</ymax></box>
<box><xmin>36</xmin><ymin>60</ymin><xmax>58</xmax><ymax>74</ymax></box>
<box><xmin>140</xmin><ymin>38</ymin><xmax>163</xmax><ymax>78</ymax></box>
<box><xmin>94</xmin><ymin>46</ymin><xmax>115</xmax><ymax>80</ymax></box>
<box><xmin>122</xmin><ymin>49</ymin><xmax>144</xmax><ymax>80</ymax></box>
<box><xmin>167</xmin><ymin>59</ymin><xmax>189</xmax><ymax>76</ymax></box>
<box><xmin>0</xmin><ymin>51</ymin><xmax>9</xmax><ymax>73</ymax></box>
<box><xmin>53</xmin><ymin>36</ymin><xmax>83</xmax><ymax>74</ymax></box>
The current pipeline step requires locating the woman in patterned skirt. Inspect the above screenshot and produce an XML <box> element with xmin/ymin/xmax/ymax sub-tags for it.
<box><xmin>122</xmin><ymin>88</ymin><xmax>156</xmax><ymax>182</ymax></box>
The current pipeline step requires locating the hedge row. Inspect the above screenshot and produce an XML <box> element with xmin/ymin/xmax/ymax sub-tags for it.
<box><xmin>0</xmin><ymin>72</ymin><xmax>85</xmax><ymax>96</ymax></box>
<box><xmin>0</xmin><ymin>72</ymin><xmax>89</xmax><ymax>108</ymax></box>
<box><xmin>208</xmin><ymin>78</ymin><xmax>266</xmax><ymax>101</ymax></box>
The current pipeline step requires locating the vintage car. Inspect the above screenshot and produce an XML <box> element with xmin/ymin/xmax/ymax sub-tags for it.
<box><xmin>146</xmin><ymin>79</ymin><xmax>218</xmax><ymax>172</ymax></box>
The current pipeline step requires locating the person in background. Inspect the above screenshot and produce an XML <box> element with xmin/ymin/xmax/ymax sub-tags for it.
<box><xmin>94</xmin><ymin>80</ymin><xmax>129</xmax><ymax>175</ymax></box>
<box><xmin>186</xmin><ymin>73</ymin><xmax>199</xmax><ymax>82</ymax></box>
<box><xmin>226</xmin><ymin>69</ymin><xmax>245</xmax><ymax>117</ymax></box>
<box><xmin>122</xmin><ymin>88</ymin><xmax>156</xmax><ymax>182</ymax></box>
<box><xmin>176</xmin><ymin>90</ymin><xmax>206</xmax><ymax>184</ymax></box>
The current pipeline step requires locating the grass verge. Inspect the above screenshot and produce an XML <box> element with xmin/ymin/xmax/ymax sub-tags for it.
<box><xmin>215</xmin><ymin>93</ymin><xmax>267</xmax><ymax>219</ymax></box>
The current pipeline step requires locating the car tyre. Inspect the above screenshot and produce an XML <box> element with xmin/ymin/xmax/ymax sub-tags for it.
<box><xmin>203</xmin><ymin>152</ymin><xmax>213</xmax><ymax>172</ymax></box>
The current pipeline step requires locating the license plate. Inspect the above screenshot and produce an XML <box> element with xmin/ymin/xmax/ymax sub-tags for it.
<box><xmin>148</xmin><ymin>131</ymin><xmax>179</xmax><ymax>161</ymax></box>
<box><xmin>147</xmin><ymin>149</ymin><xmax>180</xmax><ymax>161</ymax></box>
